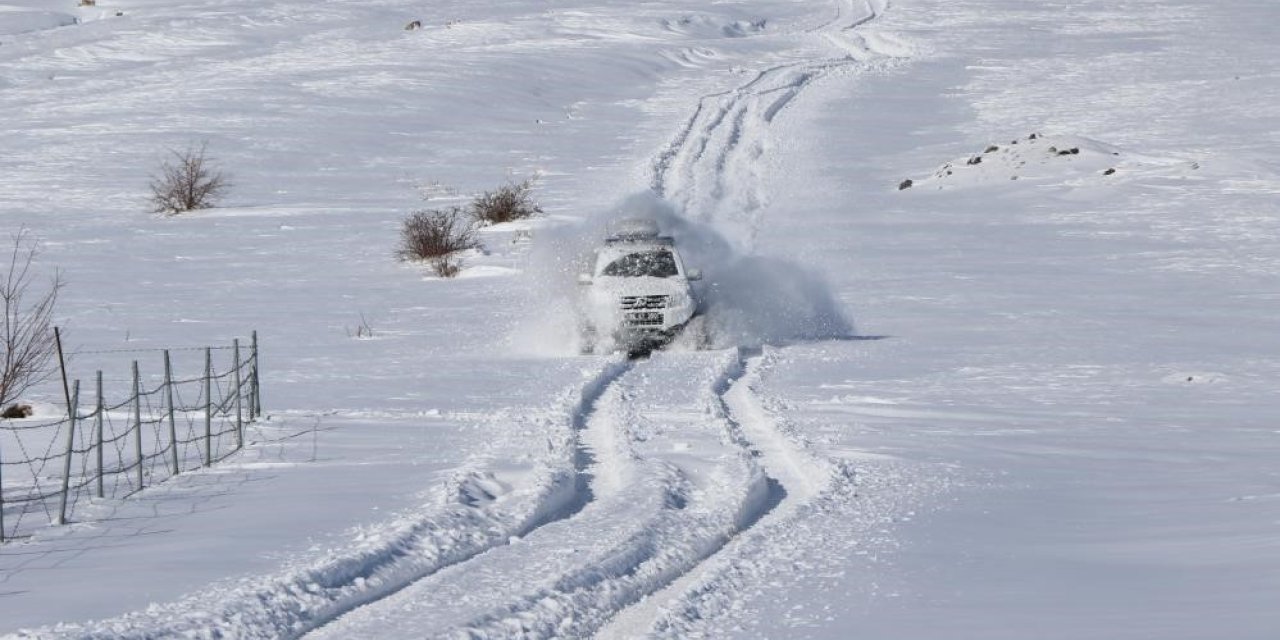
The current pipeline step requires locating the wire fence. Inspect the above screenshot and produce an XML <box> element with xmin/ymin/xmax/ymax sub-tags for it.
<box><xmin>0</xmin><ymin>332</ymin><xmax>261</xmax><ymax>543</ymax></box>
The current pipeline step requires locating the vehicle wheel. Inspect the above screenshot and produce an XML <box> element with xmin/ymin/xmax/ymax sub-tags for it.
<box><xmin>578</xmin><ymin>323</ymin><xmax>599</xmax><ymax>355</ymax></box>
<box><xmin>688</xmin><ymin>314</ymin><xmax>710</xmax><ymax>350</ymax></box>
<box><xmin>671</xmin><ymin>314</ymin><xmax>709</xmax><ymax>351</ymax></box>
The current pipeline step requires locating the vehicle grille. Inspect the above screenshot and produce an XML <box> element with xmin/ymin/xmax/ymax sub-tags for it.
<box><xmin>620</xmin><ymin>295</ymin><xmax>669</xmax><ymax>310</ymax></box>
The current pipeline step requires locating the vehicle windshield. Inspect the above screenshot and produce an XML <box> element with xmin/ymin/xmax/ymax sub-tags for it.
<box><xmin>601</xmin><ymin>250</ymin><xmax>678</xmax><ymax>278</ymax></box>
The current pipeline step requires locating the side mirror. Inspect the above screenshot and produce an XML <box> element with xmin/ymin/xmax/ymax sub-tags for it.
<box><xmin>686</xmin><ymin>268</ymin><xmax>702</xmax><ymax>281</ymax></box>
<box><xmin>577</xmin><ymin>273</ymin><xmax>593</xmax><ymax>285</ymax></box>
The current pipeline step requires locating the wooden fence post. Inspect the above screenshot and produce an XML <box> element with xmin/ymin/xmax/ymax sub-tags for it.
<box><xmin>95</xmin><ymin>371</ymin><xmax>104</xmax><ymax>499</ymax></box>
<box><xmin>54</xmin><ymin>327</ymin><xmax>72</xmax><ymax>432</ymax></box>
<box><xmin>233</xmin><ymin>339</ymin><xmax>243</xmax><ymax>449</ymax></box>
<box><xmin>164</xmin><ymin>350</ymin><xmax>178</xmax><ymax>476</ymax></box>
<box><xmin>251</xmin><ymin>330</ymin><xmax>261</xmax><ymax>419</ymax></box>
<box><xmin>1</xmin><ymin>433</ymin><xmax>6</xmax><ymax>542</ymax></box>
<box><xmin>204</xmin><ymin>347</ymin><xmax>213</xmax><ymax>466</ymax></box>
<box><xmin>132</xmin><ymin>361</ymin><xmax>143</xmax><ymax>491</ymax></box>
<box><xmin>56</xmin><ymin>380</ymin><xmax>80</xmax><ymax>525</ymax></box>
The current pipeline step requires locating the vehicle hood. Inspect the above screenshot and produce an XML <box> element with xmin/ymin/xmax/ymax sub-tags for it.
<box><xmin>586</xmin><ymin>276</ymin><xmax>690</xmax><ymax>299</ymax></box>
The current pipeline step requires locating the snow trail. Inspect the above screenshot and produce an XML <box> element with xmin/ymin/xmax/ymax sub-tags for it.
<box><xmin>598</xmin><ymin>350</ymin><xmax>841</xmax><ymax>637</ymax></box>
<box><xmin>306</xmin><ymin>350</ymin><xmax>778</xmax><ymax>639</ymax></box>
<box><xmin>594</xmin><ymin>0</ymin><xmax>903</xmax><ymax>632</ymax></box>
<box><xmin>651</xmin><ymin>0</ymin><xmax>898</xmax><ymax>249</ymax></box>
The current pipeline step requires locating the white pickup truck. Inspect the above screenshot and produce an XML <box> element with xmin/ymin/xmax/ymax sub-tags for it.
<box><xmin>577</xmin><ymin>218</ymin><xmax>703</xmax><ymax>355</ymax></box>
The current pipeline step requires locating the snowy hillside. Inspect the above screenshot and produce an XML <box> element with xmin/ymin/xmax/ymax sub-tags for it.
<box><xmin>2</xmin><ymin>0</ymin><xmax>1278</xmax><ymax>638</ymax></box>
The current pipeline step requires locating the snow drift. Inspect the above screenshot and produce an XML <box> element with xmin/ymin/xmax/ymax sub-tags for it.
<box><xmin>0</xmin><ymin>5</ymin><xmax>76</xmax><ymax>36</ymax></box>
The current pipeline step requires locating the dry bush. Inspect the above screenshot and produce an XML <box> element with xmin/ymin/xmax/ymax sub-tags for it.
<box><xmin>346</xmin><ymin>312</ymin><xmax>374</xmax><ymax>339</ymax></box>
<box><xmin>397</xmin><ymin>206</ymin><xmax>479</xmax><ymax>278</ymax></box>
<box><xmin>1</xmin><ymin>230</ymin><xmax>63</xmax><ymax>411</ymax></box>
<box><xmin>2</xmin><ymin>404</ymin><xmax>33</xmax><ymax>419</ymax></box>
<box><xmin>149</xmin><ymin>142</ymin><xmax>231</xmax><ymax>214</ymax></box>
<box><xmin>469</xmin><ymin>179</ymin><xmax>542</xmax><ymax>225</ymax></box>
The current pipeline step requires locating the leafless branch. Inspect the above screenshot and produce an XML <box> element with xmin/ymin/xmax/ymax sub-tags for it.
<box><xmin>1</xmin><ymin>229</ymin><xmax>63</xmax><ymax>411</ymax></box>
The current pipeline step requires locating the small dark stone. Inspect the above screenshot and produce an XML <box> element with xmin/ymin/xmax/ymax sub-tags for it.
<box><xmin>985</xmin><ymin>145</ymin><xmax>999</xmax><ymax>153</ymax></box>
<box><xmin>966</xmin><ymin>156</ymin><xmax>983</xmax><ymax>166</ymax></box>
<box><xmin>1048</xmin><ymin>146</ymin><xmax>1058</xmax><ymax>153</ymax></box>
<box><xmin>1057</xmin><ymin>149</ymin><xmax>1073</xmax><ymax>156</ymax></box>
<box><xmin>1103</xmin><ymin>168</ymin><xmax>1116</xmax><ymax>175</ymax></box>
<box><xmin>1069</xmin><ymin>147</ymin><xmax>1080</xmax><ymax>154</ymax></box>
<box><xmin>898</xmin><ymin>179</ymin><xmax>914</xmax><ymax>191</ymax></box>
<box><xmin>1029</xmin><ymin>133</ymin><xmax>1038</xmax><ymax>140</ymax></box>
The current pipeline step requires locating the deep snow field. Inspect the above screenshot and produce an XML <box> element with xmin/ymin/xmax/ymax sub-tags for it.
<box><xmin>2</xmin><ymin>0</ymin><xmax>1278</xmax><ymax>638</ymax></box>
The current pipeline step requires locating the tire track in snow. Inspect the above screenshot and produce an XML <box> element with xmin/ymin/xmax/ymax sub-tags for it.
<box><xmin>24</xmin><ymin>360</ymin><xmax>631</xmax><ymax>640</ymax></box>
<box><xmin>600</xmin><ymin>0</ymin><xmax>900</xmax><ymax>634</ymax></box>
<box><xmin>651</xmin><ymin>0</ymin><xmax>895</xmax><ymax>250</ymax></box>
<box><xmin>304</xmin><ymin>350</ymin><xmax>777</xmax><ymax>639</ymax></box>
<box><xmin>601</xmin><ymin>351</ymin><xmax>845</xmax><ymax>638</ymax></box>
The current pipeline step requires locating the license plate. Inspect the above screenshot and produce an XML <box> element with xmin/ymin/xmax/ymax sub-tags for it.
<box><xmin>628</xmin><ymin>312</ymin><xmax>663</xmax><ymax>323</ymax></box>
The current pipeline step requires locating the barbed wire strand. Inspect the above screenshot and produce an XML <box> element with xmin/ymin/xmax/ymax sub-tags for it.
<box><xmin>1</xmin><ymin>336</ymin><xmax>259</xmax><ymax>541</ymax></box>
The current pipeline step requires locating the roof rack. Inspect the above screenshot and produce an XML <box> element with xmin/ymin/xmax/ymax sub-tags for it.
<box><xmin>605</xmin><ymin>234</ymin><xmax>674</xmax><ymax>246</ymax></box>
<box><xmin>605</xmin><ymin>217</ymin><xmax>673</xmax><ymax>245</ymax></box>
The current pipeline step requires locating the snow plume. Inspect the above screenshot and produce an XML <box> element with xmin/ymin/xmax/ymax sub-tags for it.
<box><xmin>509</xmin><ymin>192</ymin><xmax>853</xmax><ymax>355</ymax></box>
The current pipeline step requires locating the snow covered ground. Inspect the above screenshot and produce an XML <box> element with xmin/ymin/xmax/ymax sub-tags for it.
<box><xmin>2</xmin><ymin>0</ymin><xmax>1278</xmax><ymax>638</ymax></box>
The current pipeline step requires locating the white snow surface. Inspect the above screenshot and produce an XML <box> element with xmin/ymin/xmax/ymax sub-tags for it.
<box><xmin>2</xmin><ymin>0</ymin><xmax>1279</xmax><ymax>638</ymax></box>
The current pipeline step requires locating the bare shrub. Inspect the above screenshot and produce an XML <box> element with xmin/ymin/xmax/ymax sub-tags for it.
<box><xmin>397</xmin><ymin>207</ymin><xmax>479</xmax><ymax>278</ymax></box>
<box><xmin>1</xmin><ymin>230</ymin><xmax>63</xmax><ymax>412</ymax></box>
<box><xmin>346</xmin><ymin>312</ymin><xmax>374</xmax><ymax>339</ymax></box>
<box><xmin>149</xmin><ymin>142</ymin><xmax>231</xmax><ymax>214</ymax></box>
<box><xmin>469</xmin><ymin>179</ymin><xmax>542</xmax><ymax>225</ymax></box>
<box><xmin>2</xmin><ymin>404</ymin><xmax>33</xmax><ymax>419</ymax></box>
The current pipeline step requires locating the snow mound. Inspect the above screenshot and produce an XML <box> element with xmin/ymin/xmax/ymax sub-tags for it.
<box><xmin>901</xmin><ymin>133</ymin><xmax>1204</xmax><ymax>191</ymax></box>
<box><xmin>661</xmin><ymin>14</ymin><xmax>767</xmax><ymax>39</ymax></box>
<box><xmin>449</xmin><ymin>471</ymin><xmax>511</xmax><ymax>506</ymax></box>
<box><xmin>0</xmin><ymin>5</ymin><xmax>77</xmax><ymax>36</ymax></box>
<box><xmin>660</xmin><ymin>46</ymin><xmax>721</xmax><ymax>69</ymax></box>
